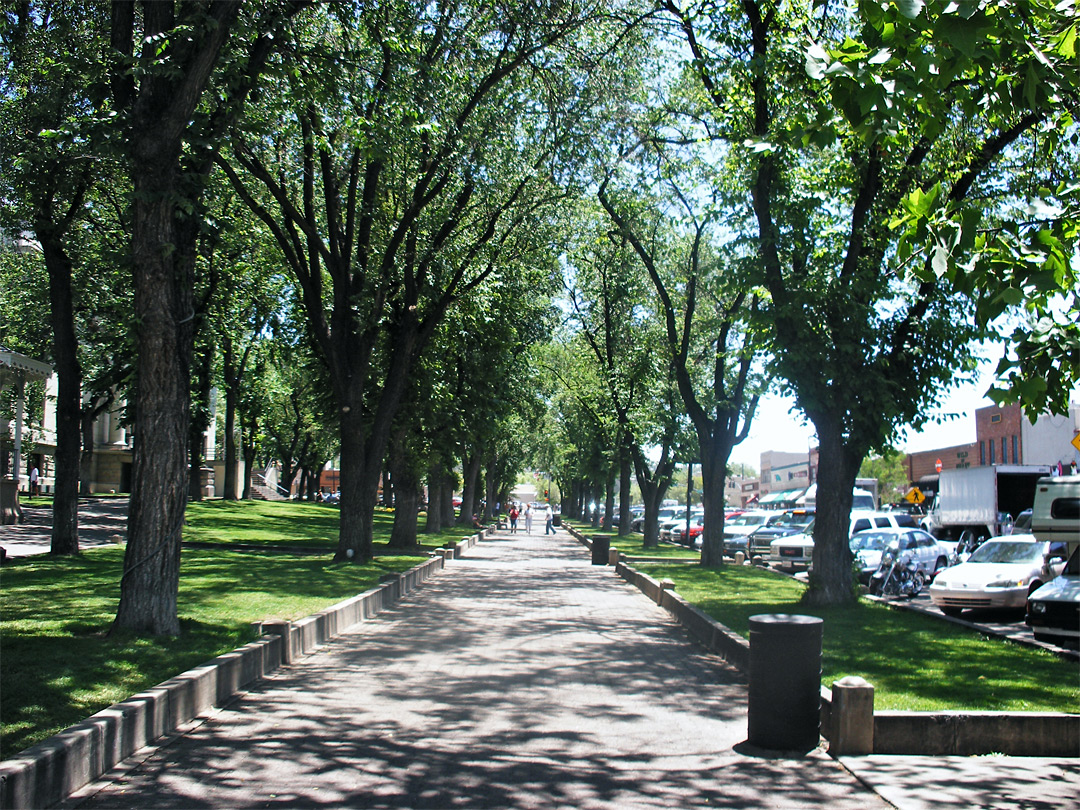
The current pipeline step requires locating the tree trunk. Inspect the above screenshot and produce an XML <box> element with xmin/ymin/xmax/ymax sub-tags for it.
<box><xmin>222</xmin><ymin>337</ymin><xmax>239</xmax><ymax>500</ymax></box>
<box><xmin>80</xmin><ymin>407</ymin><xmax>96</xmax><ymax>496</ymax></box>
<box><xmin>440</xmin><ymin>470</ymin><xmax>455</xmax><ymax>525</ymax></box>
<box><xmin>604</xmin><ymin>470</ymin><xmax>615</xmax><ymax>531</ymax></box>
<box><xmin>803</xmin><ymin>413</ymin><xmax>861</xmax><ymax>606</ymax></box>
<box><xmin>387</xmin><ymin>426</ymin><xmax>421</xmax><ymax>548</ymax></box>
<box><xmin>698</xmin><ymin>442</ymin><xmax>728</xmax><ymax>567</ymax></box>
<box><xmin>241</xmin><ymin>416</ymin><xmax>257</xmax><ymax>501</ymax></box>
<box><xmin>41</xmin><ymin>232</ymin><xmax>80</xmax><ymax>555</ymax></box>
<box><xmin>114</xmin><ymin>176</ymin><xmax>195</xmax><ymax>637</ymax></box>
<box><xmin>618</xmin><ymin>449</ymin><xmax>632</xmax><ymax>538</ymax></box>
<box><xmin>458</xmin><ymin>450</ymin><xmax>482</xmax><ymax>525</ymax></box>
<box><xmin>425</xmin><ymin>463</ymin><xmax>443</xmax><ymax>533</ymax></box>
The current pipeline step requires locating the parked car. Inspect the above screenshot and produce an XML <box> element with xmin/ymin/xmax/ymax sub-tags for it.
<box><xmin>747</xmin><ymin>508</ymin><xmax>816</xmax><ymax>558</ymax></box>
<box><xmin>1027</xmin><ymin>546</ymin><xmax>1080</xmax><ymax>648</ymax></box>
<box><xmin>660</xmin><ymin>509</ymin><xmax>701</xmax><ymax>543</ymax></box>
<box><xmin>852</xmin><ymin>527</ymin><xmax>953</xmax><ymax>584</ymax></box>
<box><xmin>671</xmin><ymin>515</ymin><xmax>705</xmax><ymax>547</ymax></box>
<box><xmin>632</xmin><ymin>506</ymin><xmax>676</xmax><ymax>533</ymax></box>
<box><xmin>769</xmin><ymin>512</ymin><xmax>920</xmax><ymax>573</ymax></box>
<box><xmin>930</xmin><ymin>535</ymin><xmax>1067</xmax><ymax>617</ymax></box>
<box><xmin>722</xmin><ymin>510</ymin><xmax>775</xmax><ymax>555</ymax></box>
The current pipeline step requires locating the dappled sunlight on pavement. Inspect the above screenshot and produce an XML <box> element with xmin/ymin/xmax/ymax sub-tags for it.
<box><xmin>72</xmin><ymin>528</ymin><xmax>891</xmax><ymax>809</ymax></box>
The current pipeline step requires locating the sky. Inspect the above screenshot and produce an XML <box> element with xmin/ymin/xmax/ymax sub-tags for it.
<box><xmin>727</xmin><ymin>359</ymin><xmax>1003</xmax><ymax>470</ymax></box>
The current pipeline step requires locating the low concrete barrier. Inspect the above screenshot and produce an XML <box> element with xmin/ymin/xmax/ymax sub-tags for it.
<box><xmin>615</xmin><ymin>560</ymin><xmax>1080</xmax><ymax>758</ymax></box>
<box><xmin>0</xmin><ymin>551</ymin><xmax>455</xmax><ymax>810</ymax></box>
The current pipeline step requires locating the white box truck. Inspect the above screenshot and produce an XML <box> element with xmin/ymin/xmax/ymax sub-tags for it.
<box><xmin>921</xmin><ymin>465</ymin><xmax>1052</xmax><ymax>547</ymax></box>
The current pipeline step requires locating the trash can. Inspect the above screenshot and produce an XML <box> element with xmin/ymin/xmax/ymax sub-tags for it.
<box><xmin>747</xmin><ymin>613</ymin><xmax>823</xmax><ymax>751</ymax></box>
<box><xmin>591</xmin><ymin>534</ymin><xmax>611</xmax><ymax>565</ymax></box>
<box><xmin>553</xmin><ymin>514</ymin><xmax>561</xmax><ymax>527</ymax></box>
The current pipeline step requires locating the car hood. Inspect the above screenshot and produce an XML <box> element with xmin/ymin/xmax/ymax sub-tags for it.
<box><xmin>771</xmin><ymin>533</ymin><xmax>812</xmax><ymax>548</ymax></box>
<box><xmin>930</xmin><ymin>561</ymin><xmax>1042</xmax><ymax>589</ymax></box>
<box><xmin>1028</xmin><ymin>575</ymin><xmax>1080</xmax><ymax>602</ymax></box>
<box><xmin>855</xmin><ymin>550</ymin><xmax>884</xmax><ymax>569</ymax></box>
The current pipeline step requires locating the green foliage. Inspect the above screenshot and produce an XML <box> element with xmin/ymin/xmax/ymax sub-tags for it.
<box><xmin>859</xmin><ymin>449</ymin><xmax>911</xmax><ymax>504</ymax></box>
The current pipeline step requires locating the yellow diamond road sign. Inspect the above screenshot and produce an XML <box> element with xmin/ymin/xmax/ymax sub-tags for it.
<box><xmin>1072</xmin><ymin>431</ymin><xmax>1080</xmax><ymax>455</ymax></box>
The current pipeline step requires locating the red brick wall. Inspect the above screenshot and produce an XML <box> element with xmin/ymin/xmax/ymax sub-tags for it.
<box><xmin>974</xmin><ymin>403</ymin><xmax>1023</xmax><ymax>465</ymax></box>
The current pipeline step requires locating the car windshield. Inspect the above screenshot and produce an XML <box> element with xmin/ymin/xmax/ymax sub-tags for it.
<box><xmin>774</xmin><ymin>511</ymin><xmax>814</xmax><ymax>528</ymax></box>
<box><xmin>728</xmin><ymin>513</ymin><xmax>768</xmax><ymax>527</ymax></box>
<box><xmin>967</xmin><ymin>540</ymin><xmax>1045</xmax><ymax>565</ymax></box>
<box><xmin>850</xmin><ymin>532</ymin><xmax>891</xmax><ymax>551</ymax></box>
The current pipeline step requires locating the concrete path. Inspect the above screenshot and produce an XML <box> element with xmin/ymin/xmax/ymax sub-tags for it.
<box><xmin>67</xmin><ymin>528</ymin><xmax>892</xmax><ymax>809</ymax></box>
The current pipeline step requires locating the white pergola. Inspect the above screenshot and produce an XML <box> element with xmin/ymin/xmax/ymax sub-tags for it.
<box><xmin>1</xmin><ymin>347</ymin><xmax>53</xmax><ymax>524</ymax></box>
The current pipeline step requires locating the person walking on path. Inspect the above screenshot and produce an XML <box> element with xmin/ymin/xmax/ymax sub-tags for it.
<box><xmin>508</xmin><ymin>504</ymin><xmax>519</xmax><ymax>534</ymax></box>
<box><xmin>524</xmin><ymin>503</ymin><xmax>533</xmax><ymax>534</ymax></box>
<box><xmin>29</xmin><ymin>465</ymin><xmax>39</xmax><ymax>497</ymax></box>
<box><xmin>545</xmin><ymin>508</ymin><xmax>555</xmax><ymax>534</ymax></box>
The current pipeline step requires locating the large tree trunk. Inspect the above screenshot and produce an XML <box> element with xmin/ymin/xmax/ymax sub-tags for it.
<box><xmin>699</xmin><ymin>442</ymin><xmax>729</xmax><ymax>567</ymax></box>
<box><xmin>803</xmin><ymin>413</ymin><xmax>861</xmax><ymax>606</ymax></box>
<box><xmin>114</xmin><ymin>176</ymin><xmax>195</xmax><ymax>636</ymax></box>
<box><xmin>41</xmin><ymin>232</ymin><xmax>80</xmax><ymax>555</ymax></box>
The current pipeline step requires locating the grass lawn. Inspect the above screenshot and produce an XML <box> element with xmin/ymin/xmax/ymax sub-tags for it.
<box><xmin>637</xmin><ymin>562</ymin><xmax>1080</xmax><ymax>713</ymax></box>
<box><xmin>565</xmin><ymin>520</ymin><xmax>700</xmax><ymax>559</ymax></box>
<box><xmin>183</xmin><ymin>499</ymin><xmax>475</xmax><ymax>551</ymax></box>
<box><xmin>0</xmin><ymin>498</ymin><xmax>468</xmax><ymax>760</ymax></box>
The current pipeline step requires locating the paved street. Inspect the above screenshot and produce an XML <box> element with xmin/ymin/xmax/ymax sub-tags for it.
<box><xmin>67</xmin><ymin>529</ymin><xmax>891</xmax><ymax>809</ymax></box>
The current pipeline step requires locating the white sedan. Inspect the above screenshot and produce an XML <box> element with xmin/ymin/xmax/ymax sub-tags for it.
<box><xmin>929</xmin><ymin>535</ymin><xmax>1067</xmax><ymax>617</ymax></box>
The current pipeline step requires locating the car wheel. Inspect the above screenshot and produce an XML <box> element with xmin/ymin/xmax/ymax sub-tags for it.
<box><xmin>940</xmin><ymin>606</ymin><xmax>963</xmax><ymax>618</ymax></box>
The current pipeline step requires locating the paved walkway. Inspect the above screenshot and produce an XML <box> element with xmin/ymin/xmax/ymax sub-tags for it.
<box><xmin>66</xmin><ymin>528</ymin><xmax>894</xmax><ymax>809</ymax></box>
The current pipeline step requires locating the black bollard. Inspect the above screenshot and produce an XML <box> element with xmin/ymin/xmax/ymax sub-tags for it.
<box><xmin>591</xmin><ymin>534</ymin><xmax>611</xmax><ymax>565</ymax></box>
<box><xmin>747</xmin><ymin>613</ymin><xmax>823</xmax><ymax>751</ymax></box>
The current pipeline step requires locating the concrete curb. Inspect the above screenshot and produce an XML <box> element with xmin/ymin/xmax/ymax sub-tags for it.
<box><xmin>0</xmin><ymin>537</ymin><xmax>481</xmax><ymax>810</ymax></box>
<box><xmin>614</xmin><ymin>559</ymin><xmax>1079</xmax><ymax>758</ymax></box>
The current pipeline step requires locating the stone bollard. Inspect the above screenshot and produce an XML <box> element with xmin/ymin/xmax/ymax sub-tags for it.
<box><xmin>829</xmin><ymin>676</ymin><xmax>875</xmax><ymax>756</ymax></box>
<box><xmin>747</xmin><ymin>614</ymin><xmax>823</xmax><ymax>752</ymax></box>
<box><xmin>608</xmin><ymin>546</ymin><xmax>620</xmax><ymax>565</ymax></box>
<box><xmin>734</xmin><ymin>551</ymin><xmax>746</xmax><ymax>565</ymax></box>
<box><xmin>255</xmin><ymin>619</ymin><xmax>294</xmax><ymax>665</ymax></box>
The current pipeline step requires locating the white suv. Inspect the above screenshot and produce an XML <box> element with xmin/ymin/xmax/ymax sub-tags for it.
<box><xmin>769</xmin><ymin>511</ymin><xmax>918</xmax><ymax>572</ymax></box>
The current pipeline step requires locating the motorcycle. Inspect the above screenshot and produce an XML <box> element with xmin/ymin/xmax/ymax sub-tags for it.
<box><xmin>869</xmin><ymin>545</ymin><xmax>926</xmax><ymax>598</ymax></box>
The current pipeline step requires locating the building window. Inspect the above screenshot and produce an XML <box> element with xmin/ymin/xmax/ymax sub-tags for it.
<box><xmin>989</xmin><ymin>441</ymin><xmax>995</xmax><ymax>464</ymax></box>
<box><xmin>991</xmin><ymin>413</ymin><xmax>1002</xmax><ymax>424</ymax></box>
<box><xmin>1002</xmin><ymin>437</ymin><xmax>1007</xmax><ymax>464</ymax></box>
<box><xmin>980</xmin><ymin>441</ymin><xmax>985</xmax><ymax>466</ymax></box>
<box><xmin>1013</xmin><ymin>435</ymin><xmax>1018</xmax><ymax>464</ymax></box>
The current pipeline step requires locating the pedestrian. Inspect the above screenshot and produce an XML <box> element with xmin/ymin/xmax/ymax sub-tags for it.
<box><xmin>545</xmin><ymin>508</ymin><xmax>554</xmax><ymax>535</ymax></box>
<box><xmin>29</xmin><ymin>465</ymin><xmax>39</xmax><ymax>497</ymax></box>
<box><xmin>508</xmin><ymin>504</ymin><xmax>519</xmax><ymax>534</ymax></box>
<box><xmin>1071</xmin><ymin>460</ymin><xmax>1078</xmax><ymax>476</ymax></box>
<box><xmin>524</xmin><ymin>503</ymin><xmax>533</xmax><ymax>534</ymax></box>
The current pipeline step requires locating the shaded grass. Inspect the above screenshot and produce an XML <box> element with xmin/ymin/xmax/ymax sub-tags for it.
<box><xmin>0</xmin><ymin>523</ymin><xmax>434</xmax><ymax>759</ymax></box>
<box><xmin>566</xmin><ymin>520</ymin><xmax>699</xmax><ymax>559</ymax></box>
<box><xmin>637</xmin><ymin>563</ymin><xmax>1080</xmax><ymax>713</ymax></box>
<box><xmin>182</xmin><ymin>499</ymin><xmax>474</xmax><ymax>552</ymax></box>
